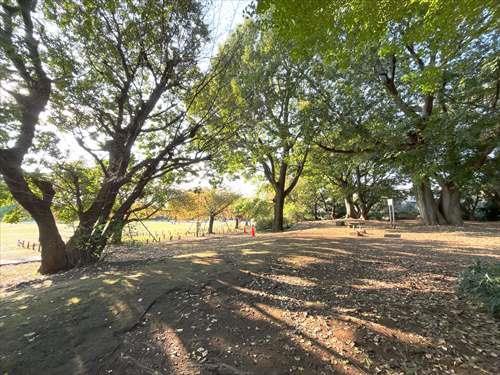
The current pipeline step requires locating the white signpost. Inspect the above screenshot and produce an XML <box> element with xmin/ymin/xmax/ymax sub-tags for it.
<box><xmin>387</xmin><ymin>198</ymin><xmax>395</xmax><ymax>228</ymax></box>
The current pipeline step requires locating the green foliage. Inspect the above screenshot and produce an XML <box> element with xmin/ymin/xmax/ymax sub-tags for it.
<box><xmin>167</xmin><ymin>188</ymin><xmax>239</xmax><ymax>221</ymax></box>
<box><xmin>194</xmin><ymin>21</ymin><xmax>313</xmax><ymax>192</ymax></box>
<box><xmin>51</xmin><ymin>162</ymin><xmax>103</xmax><ymax>223</ymax></box>
<box><xmin>2</xmin><ymin>206</ymin><xmax>28</xmax><ymax>223</ymax></box>
<box><xmin>0</xmin><ymin>181</ymin><xmax>11</xmax><ymax>207</ymax></box>
<box><xmin>0</xmin><ymin>181</ymin><xmax>28</xmax><ymax>222</ymax></box>
<box><xmin>260</xmin><ymin>0</ymin><xmax>499</xmax><ymax>206</ymax></box>
<box><xmin>231</xmin><ymin>196</ymin><xmax>274</xmax><ymax>230</ymax></box>
<box><xmin>458</xmin><ymin>261</ymin><xmax>500</xmax><ymax>318</ymax></box>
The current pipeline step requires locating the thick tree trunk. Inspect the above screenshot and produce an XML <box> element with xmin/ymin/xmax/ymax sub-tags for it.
<box><xmin>272</xmin><ymin>190</ymin><xmax>285</xmax><ymax>231</ymax></box>
<box><xmin>344</xmin><ymin>197</ymin><xmax>358</xmax><ymax>219</ymax></box>
<box><xmin>356</xmin><ymin>200</ymin><xmax>370</xmax><ymax>220</ymax></box>
<box><xmin>37</xmin><ymin>215</ymin><xmax>68</xmax><ymax>274</ymax></box>
<box><xmin>439</xmin><ymin>182</ymin><xmax>463</xmax><ymax>225</ymax></box>
<box><xmin>65</xmin><ymin>179</ymin><xmax>122</xmax><ymax>266</ymax></box>
<box><xmin>0</xmin><ymin>161</ymin><xmax>68</xmax><ymax>274</ymax></box>
<box><xmin>208</xmin><ymin>214</ymin><xmax>215</xmax><ymax>234</ymax></box>
<box><xmin>414</xmin><ymin>178</ymin><xmax>446</xmax><ymax>225</ymax></box>
<box><xmin>235</xmin><ymin>217</ymin><xmax>239</xmax><ymax>229</ymax></box>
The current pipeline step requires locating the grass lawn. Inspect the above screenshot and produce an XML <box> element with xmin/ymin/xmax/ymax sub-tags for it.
<box><xmin>0</xmin><ymin>220</ymin><xmax>238</xmax><ymax>264</ymax></box>
<box><xmin>0</xmin><ymin>222</ymin><xmax>74</xmax><ymax>263</ymax></box>
<box><xmin>1</xmin><ymin>220</ymin><xmax>499</xmax><ymax>374</ymax></box>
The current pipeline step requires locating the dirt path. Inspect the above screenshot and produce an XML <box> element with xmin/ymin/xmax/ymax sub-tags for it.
<box><xmin>1</xmin><ymin>221</ymin><xmax>499</xmax><ymax>374</ymax></box>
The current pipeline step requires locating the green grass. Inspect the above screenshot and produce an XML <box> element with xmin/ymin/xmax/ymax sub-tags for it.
<box><xmin>0</xmin><ymin>220</ymin><xmax>238</xmax><ymax>262</ymax></box>
<box><xmin>0</xmin><ymin>222</ymin><xmax>74</xmax><ymax>262</ymax></box>
<box><xmin>122</xmin><ymin>220</ymin><xmax>238</xmax><ymax>242</ymax></box>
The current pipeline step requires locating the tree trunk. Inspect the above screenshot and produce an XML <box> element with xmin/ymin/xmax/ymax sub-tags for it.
<box><xmin>37</xmin><ymin>215</ymin><xmax>68</xmax><ymax>274</ymax></box>
<box><xmin>272</xmin><ymin>190</ymin><xmax>285</xmax><ymax>231</ymax></box>
<box><xmin>65</xmin><ymin>179</ymin><xmax>123</xmax><ymax>266</ymax></box>
<box><xmin>0</xmin><ymin>160</ymin><xmax>68</xmax><ymax>274</ymax></box>
<box><xmin>359</xmin><ymin>208</ymin><xmax>368</xmax><ymax>221</ymax></box>
<box><xmin>344</xmin><ymin>197</ymin><xmax>358</xmax><ymax>219</ymax></box>
<box><xmin>235</xmin><ymin>217</ymin><xmax>239</xmax><ymax>229</ymax></box>
<box><xmin>208</xmin><ymin>214</ymin><xmax>215</xmax><ymax>234</ymax></box>
<box><xmin>439</xmin><ymin>182</ymin><xmax>463</xmax><ymax>225</ymax></box>
<box><xmin>356</xmin><ymin>200</ymin><xmax>370</xmax><ymax>220</ymax></box>
<box><xmin>313</xmin><ymin>202</ymin><xmax>320</xmax><ymax>220</ymax></box>
<box><xmin>414</xmin><ymin>177</ymin><xmax>446</xmax><ymax>225</ymax></box>
<box><xmin>110</xmin><ymin>220</ymin><xmax>125</xmax><ymax>244</ymax></box>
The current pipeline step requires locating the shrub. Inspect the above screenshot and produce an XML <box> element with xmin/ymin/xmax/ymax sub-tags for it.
<box><xmin>255</xmin><ymin>216</ymin><xmax>274</xmax><ymax>231</ymax></box>
<box><xmin>457</xmin><ymin>260</ymin><xmax>500</xmax><ymax>318</ymax></box>
<box><xmin>254</xmin><ymin>216</ymin><xmax>291</xmax><ymax>231</ymax></box>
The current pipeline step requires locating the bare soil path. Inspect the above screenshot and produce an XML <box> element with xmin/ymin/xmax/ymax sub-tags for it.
<box><xmin>1</xmin><ymin>221</ymin><xmax>499</xmax><ymax>374</ymax></box>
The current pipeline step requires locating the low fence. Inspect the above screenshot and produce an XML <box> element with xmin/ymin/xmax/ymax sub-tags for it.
<box><xmin>122</xmin><ymin>226</ymin><xmax>243</xmax><ymax>244</ymax></box>
<box><xmin>15</xmin><ymin>225</ymin><xmax>248</xmax><ymax>252</ymax></box>
<box><xmin>16</xmin><ymin>240</ymin><xmax>42</xmax><ymax>252</ymax></box>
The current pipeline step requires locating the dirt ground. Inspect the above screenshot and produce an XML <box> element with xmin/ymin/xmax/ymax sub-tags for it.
<box><xmin>1</xmin><ymin>220</ymin><xmax>499</xmax><ymax>374</ymax></box>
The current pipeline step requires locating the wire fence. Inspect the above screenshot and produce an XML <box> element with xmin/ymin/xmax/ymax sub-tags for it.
<box><xmin>121</xmin><ymin>226</ymin><xmax>244</xmax><ymax>244</ymax></box>
<box><xmin>15</xmin><ymin>220</ymin><xmax>250</xmax><ymax>252</ymax></box>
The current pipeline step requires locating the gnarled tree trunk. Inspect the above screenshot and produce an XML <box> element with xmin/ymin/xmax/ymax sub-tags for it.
<box><xmin>344</xmin><ymin>197</ymin><xmax>358</xmax><ymax>219</ymax></box>
<box><xmin>0</xmin><ymin>159</ymin><xmax>68</xmax><ymax>273</ymax></box>
<box><xmin>439</xmin><ymin>181</ymin><xmax>463</xmax><ymax>225</ymax></box>
<box><xmin>414</xmin><ymin>177</ymin><xmax>446</xmax><ymax>225</ymax></box>
<box><xmin>0</xmin><ymin>1</ymin><xmax>68</xmax><ymax>274</ymax></box>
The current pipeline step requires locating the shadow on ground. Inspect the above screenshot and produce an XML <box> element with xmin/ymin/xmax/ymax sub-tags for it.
<box><xmin>1</xmin><ymin>224</ymin><xmax>499</xmax><ymax>374</ymax></box>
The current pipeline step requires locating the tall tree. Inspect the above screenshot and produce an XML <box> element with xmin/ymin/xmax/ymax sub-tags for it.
<box><xmin>259</xmin><ymin>0</ymin><xmax>500</xmax><ymax>225</ymax></box>
<box><xmin>0</xmin><ymin>0</ymin><xmax>68</xmax><ymax>272</ymax></box>
<box><xmin>47</xmin><ymin>0</ymin><xmax>212</xmax><ymax>266</ymax></box>
<box><xmin>166</xmin><ymin>188</ymin><xmax>239</xmax><ymax>234</ymax></box>
<box><xmin>196</xmin><ymin>21</ymin><xmax>314</xmax><ymax>231</ymax></box>
<box><xmin>1</xmin><ymin>0</ymin><xmax>218</xmax><ymax>273</ymax></box>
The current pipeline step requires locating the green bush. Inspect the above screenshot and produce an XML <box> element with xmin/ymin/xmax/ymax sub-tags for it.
<box><xmin>457</xmin><ymin>260</ymin><xmax>500</xmax><ymax>318</ymax></box>
<box><xmin>255</xmin><ymin>216</ymin><xmax>274</xmax><ymax>231</ymax></box>
<box><xmin>254</xmin><ymin>215</ymin><xmax>291</xmax><ymax>231</ymax></box>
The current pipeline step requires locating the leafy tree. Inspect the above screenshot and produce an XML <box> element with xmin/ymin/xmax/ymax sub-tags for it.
<box><xmin>196</xmin><ymin>21</ymin><xmax>314</xmax><ymax>231</ymax></box>
<box><xmin>0</xmin><ymin>0</ymin><xmax>223</xmax><ymax>273</ymax></box>
<box><xmin>166</xmin><ymin>189</ymin><xmax>202</xmax><ymax>222</ymax></box>
<box><xmin>287</xmin><ymin>176</ymin><xmax>340</xmax><ymax>221</ymax></box>
<box><xmin>166</xmin><ymin>188</ymin><xmax>239</xmax><ymax>234</ymax></box>
<box><xmin>199</xmin><ymin>188</ymin><xmax>239</xmax><ymax>234</ymax></box>
<box><xmin>259</xmin><ymin>0</ymin><xmax>499</xmax><ymax>225</ymax></box>
<box><xmin>307</xmin><ymin>149</ymin><xmax>405</xmax><ymax>220</ymax></box>
<box><xmin>44</xmin><ymin>0</ymin><xmax>212</xmax><ymax>267</ymax></box>
<box><xmin>230</xmin><ymin>197</ymin><xmax>267</xmax><ymax>228</ymax></box>
<box><xmin>0</xmin><ymin>0</ymin><xmax>68</xmax><ymax>272</ymax></box>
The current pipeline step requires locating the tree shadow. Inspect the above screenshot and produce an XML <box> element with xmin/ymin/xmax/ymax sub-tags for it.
<box><xmin>1</xmin><ymin>229</ymin><xmax>499</xmax><ymax>374</ymax></box>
